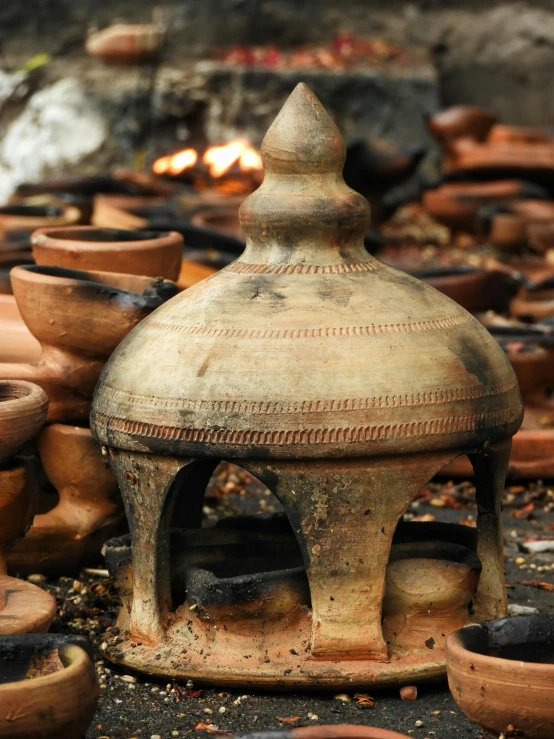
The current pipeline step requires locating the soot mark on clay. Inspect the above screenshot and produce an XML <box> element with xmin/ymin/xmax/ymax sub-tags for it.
<box><xmin>197</xmin><ymin>356</ymin><xmax>211</xmax><ymax>377</ymax></box>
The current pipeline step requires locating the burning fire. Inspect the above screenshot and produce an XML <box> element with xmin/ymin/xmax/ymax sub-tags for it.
<box><xmin>153</xmin><ymin>139</ymin><xmax>262</xmax><ymax>178</ymax></box>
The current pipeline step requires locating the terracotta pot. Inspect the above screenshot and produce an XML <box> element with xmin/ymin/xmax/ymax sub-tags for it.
<box><xmin>86</xmin><ymin>23</ymin><xmax>165</xmax><ymax>64</ymax></box>
<box><xmin>0</xmin><ymin>295</ymin><xmax>41</xmax><ymax>363</ymax></box>
<box><xmin>511</xmin><ymin>279</ymin><xmax>554</xmax><ymax>322</ymax></box>
<box><xmin>426</xmin><ymin>106</ymin><xmax>497</xmax><ymax>147</ymax></box>
<box><xmin>447</xmin><ymin>615</ymin><xmax>554</xmax><ymax>738</ymax></box>
<box><xmin>0</xmin><ymin>202</ymin><xmax>80</xmax><ymax>236</ymax></box>
<box><xmin>237</xmin><ymin>727</ymin><xmax>411</xmax><ymax>739</ymax></box>
<box><xmin>0</xmin><ymin>265</ymin><xmax>178</xmax><ymax>422</ymax></box>
<box><xmin>0</xmin><ymin>462</ymin><xmax>56</xmax><ymax>633</ymax></box>
<box><xmin>414</xmin><ymin>266</ymin><xmax>519</xmax><ymax>313</ymax></box>
<box><xmin>444</xmin><ymin>139</ymin><xmax>554</xmax><ymax>183</ymax></box>
<box><xmin>382</xmin><ymin>541</ymin><xmax>481</xmax><ymax>654</ymax></box>
<box><xmin>0</xmin><ymin>634</ymin><xmax>99</xmax><ymax>738</ymax></box>
<box><xmin>91</xmin><ymin>197</ymin><xmax>150</xmax><ymax>230</ymax></box>
<box><xmin>422</xmin><ymin>180</ymin><xmax>543</xmax><ymax>231</ymax></box>
<box><xmin>488</xmin><ymin>123</ymin><xmax>552</xmax><ymax>146</ymax></box>
<box><xmin>0</xmin><ymin>380</ymin><xmax>48</xmax><ymax>467</ymax></box>
<box><xmin>478</xmin><ymin>200</ymin><xmax>554</xmax><ymax>252</ymax></box>
<box><xmin>9</xmin><ymin>422</ymin><xmax>123</xmax><ymax>575</ymax></box>
<box><xmin>191</xmin><ymin>206</ymin><xmax>244</xmax><ymax>240</ymax></box>
<box><xmin>31</xmin><ymin>226</ymin><xmax>183</xmax><ymax>281</ymax></box>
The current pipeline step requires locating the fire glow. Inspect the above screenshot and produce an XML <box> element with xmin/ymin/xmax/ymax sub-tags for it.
<box><xmin>153</xmin><ymin>139</ymin><xmax>262</xmax><ymax>178</ymax></box>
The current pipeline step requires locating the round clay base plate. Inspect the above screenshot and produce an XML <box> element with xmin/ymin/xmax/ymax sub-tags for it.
<box><xmin>0</xmin><ymin>575</ymin><xmax>56</xmax><ymax>634</ymax></box>
<box><xmin>103</xmin><ymin>638</ymin><xmax>446</xmax><ymax>689</ymax></box>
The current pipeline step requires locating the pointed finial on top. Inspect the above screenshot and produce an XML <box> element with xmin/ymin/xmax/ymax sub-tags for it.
<box><xmin>260</xmin><ymin>83</ymin><xmax>346</xmax><ymax>175</ymax></box>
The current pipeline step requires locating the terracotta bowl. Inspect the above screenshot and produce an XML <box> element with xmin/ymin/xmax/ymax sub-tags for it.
<box><xmin>0</xmin><ymin>380</ymin><xmax>48</xmax><ymax>466</ymax></box>
<box><xmin>9</xmin><ymin>422</ymin><xmax>123</xmax><ymax>576</ymax></box>
<box><xmin>0</xmin><ymin>265</ymin><xmax>179</xmax><ymax>422</ymax></box>
<box><xmin>421</xmin><ymin>180</ymin><xmax>542</xmax><ymax>231</ymax></box>
<box><xmin>0</xmin><ymin>202</ymin><xmax>80</xmax><ymax>235</ymax></box>
<box><xmin>447</xmin><ymin>615</ymin><xmax>554</xmax><ymax>738</ymax></box>
<box><xmin>31</xmin><ymin>225</ymin><xmax>183</xmax><ymax>281</ymax></box>
<box><xmin>414</xmin><ymin>265</ymin><xmax>519</xmax><ymax>313</ymax></box>
<box><xmin>426</xmin><ymin>105</ymin><xmax>497</xmax><ymax>146</ymax></box>
<box><xmin>0</xmin><ymin>634</ymin><xmax>99</xmax><ymax>738</ymax></box>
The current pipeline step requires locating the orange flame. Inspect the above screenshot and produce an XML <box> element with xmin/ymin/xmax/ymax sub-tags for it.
<box><xmin>153</xmin><ymin>139</ymin><xmax>262</xmax><ymax>178</ymax></box>
<box><xmin>153</xmin><ymin>148</ymin><xmax>198</xmax><ymax>176</ymax></box>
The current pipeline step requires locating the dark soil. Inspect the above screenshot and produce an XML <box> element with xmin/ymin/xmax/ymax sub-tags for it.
<box><xmin>26</xmin><ymin>469</ymin><xmax>554</xmax><ymax>739</ymax></box>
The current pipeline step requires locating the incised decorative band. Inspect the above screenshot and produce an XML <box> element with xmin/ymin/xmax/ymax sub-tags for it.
<box><xmin>99</xmin><ymin>378</ymin><xmax>517</xmax><ymax>414</ymax></box>
<box><xmin>225</xmin><ymin>260</ymin><xmax>381</xmax><ymax>275</ymax></box>
<box><xmin>145</xmin><ymin>313</ymin><xmax>471</xmax><ymax>339</ymax></box>
<box><xmin>92</xmin><ymin>406</ymin><xmax>518</xmax><ymax>446</ymax></box>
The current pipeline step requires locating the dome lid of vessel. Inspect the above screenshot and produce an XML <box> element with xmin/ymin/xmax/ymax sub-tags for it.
<box><xmin>90</xmin><ymin>84</ymin><xmax>523</xmax><ymax>459</ymax></box>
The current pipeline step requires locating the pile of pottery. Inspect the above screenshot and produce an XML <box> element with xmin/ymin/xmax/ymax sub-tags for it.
<box><xmin>0</xmin><ymin>380</ymin><xmax>100</xmax><ymax>737</ymax></box>
<box><xmin>1</xmin><ymin>226</ymin><xmax>181</xmax><ymax>575</ymax></box>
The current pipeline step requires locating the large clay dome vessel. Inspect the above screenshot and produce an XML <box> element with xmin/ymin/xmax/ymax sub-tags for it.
<box><xmin>92</xmin><ymin>84</ymin><xmax>521</xmax><ymax>460</ymax></box>
<box><xmin>90</xmin><ymin>84</ymin><xmax>523</xmax><ymax>686</ymax></box>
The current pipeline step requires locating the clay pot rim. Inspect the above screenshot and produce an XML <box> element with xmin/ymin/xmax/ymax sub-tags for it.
<box><xmin>0</xmin><ymin>634</ymin><xmax>93</xmax><ymax>696</ymax></box>
<box><xmin>286</xmin><ymin>724</ymin><xmax>412</xmax><ymax>739</ymax></box>
<box><xmin>447</xmin><ymin>614</ymin><xmax>554</xmax><ymax>673</ymax></box>
<box><xmin>10</xmin><ymin>264</ymin><xmax>174</xmax><ymax>297</ymax></box>
<box><xmin>0</xmin><ymin>379</ymin><xmax>48</xmax><ymax>412</ymax></box>
<box><xmin>31</xmin><ymin>225</ymin><xmax>182</xmax><ymax>252</ymax></box>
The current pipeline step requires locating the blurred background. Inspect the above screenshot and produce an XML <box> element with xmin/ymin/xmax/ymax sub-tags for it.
<box><xmin>1</xmin><ymin>0</ymin><xmax>553</xmax><ymax>199</ymax></box>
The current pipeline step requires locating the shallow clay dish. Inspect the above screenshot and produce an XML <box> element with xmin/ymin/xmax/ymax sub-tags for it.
<box><xmin>0</xmin><ymin>634</ymin><xmax>99</xmax><ymax>738</ymax></box>
<box><xmin>31</xmin><ymin>226</ymin><xmax>183</xmax><ymax>281</ymax></box>
<box><xmin>236</xmin><ymin>727</ymin><xmax>411</xmax><ymax>739</ymax></box>
<box><xmin>447</xmin><ymin>614</ymin><xmax>554</xmax><ymax>738</ymax></box>
<box><xmin>0</xmin><ymin>380</ymin><xmax>48</xmax><ymax>466</ymax></box>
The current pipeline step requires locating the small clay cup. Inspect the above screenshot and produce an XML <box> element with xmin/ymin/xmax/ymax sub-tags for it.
<box><xmin>0</xmin><ymin>634</ymin><xmax>99</xmax><ymax>738</ymax></box>
<box><xmin>31</xmin><ymin>226</ymin><xmax>183</xmax><ymax>281</ymax></box>
<box><xmin>0</xmin><ymin>265</ymin><xmax>178</xmax><ymax>422</ymax></box>
<box><xmin>447</xmin><ymin>615</ymin><xmax>554</xmax><ymax>738</ymax></box>
<box><xmin>0</xmin><ymin>380</ymin><xmax>48</xmax><ymax>467</ymax></box>
<box><xmin>9</xmin><ymin>422</ymin><xmax>123</xmax><ymax>576</ymax></box>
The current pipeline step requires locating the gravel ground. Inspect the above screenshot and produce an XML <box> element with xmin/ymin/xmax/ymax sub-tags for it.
<box><xmin>24</xmin><ymin>468</ymin><xmax>554</xmax><ymax>739</ymax></box>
